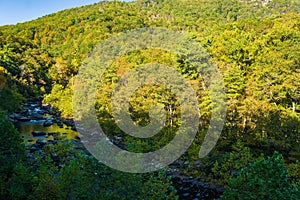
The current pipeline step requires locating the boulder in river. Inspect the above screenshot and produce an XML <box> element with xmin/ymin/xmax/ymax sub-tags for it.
<box><xmin>48</xmin><ymin>132</ymin><xmax>58</xmax><ymax>136</ymax></box>
<box><xmin>56</xmin><ymin>120</ymin><xmax>64</xmax><ymax>128</ymax></box>
<box><xmin>28</xmin><ymin>145</ymin><xmax>40</xmax><ymax>153</ymax></box>
<box><xmin>31</xmin><ymin>113</ymin><xmax>45</xmax><ymax>120</ymax></box>
<box><xmin>9</xmin><ymin>113</ymin><xmax>22</xmax><ymax>119</ymax></box>
<box><xmin>63</xmin><ymin>119</ymin><xmax>75</xmax><ymax>127</ymax></box>
<box><xmin>36</xmin><ymin>139</ymin><xmax>47</xmax><ymax>146</ymax></box>
<box><xmin>19</xmin><ymin>116</ymin><xmax>31</xmax><ymax>122</ymax></box>
<box><xmin>43</xmin><ymin>120</ymin><xmax>54</xmax><ymax>127</ymax></box>
<box><xmin>32</xmin><ymin>131</ymin><xmax>47</xmax><ymax>137</ymax></box>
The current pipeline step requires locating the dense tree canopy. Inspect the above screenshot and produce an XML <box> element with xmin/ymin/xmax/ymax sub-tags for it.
<box><xmin>0</xmin><ymin>0</ymin><xmax>299</xmax><ymax>199</ymax></box>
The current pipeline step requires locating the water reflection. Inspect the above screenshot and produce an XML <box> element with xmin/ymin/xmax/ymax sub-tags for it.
<box><xmin>15</xmin><ymin>120</ymin><xmax>78</xmax><ymax>142</ymax></box>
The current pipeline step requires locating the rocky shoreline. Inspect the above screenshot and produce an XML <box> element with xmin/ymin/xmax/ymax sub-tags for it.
<box><xmin>169</xmin><ymin>173</ymin><xmax>223</xmax><ymax>200</ymax></box>
<box><xmin>9</xmin><ymin>99</ymin><xmax>77</xmax><ymax>132</ymax></box>
<box><xmin>8</xmin><ymin>98</ymin><xmax>87</xmax><ymax>166</ymax></box>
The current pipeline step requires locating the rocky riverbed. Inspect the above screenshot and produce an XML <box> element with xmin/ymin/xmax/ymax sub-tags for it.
<box><xmin>167</xmin><ymin>167</ymin><xmax>223</xmax><ymax>200</ymax></box>
<box><xmin>10</xmin><ymin>99</ymin><xmax>222</xmax><ymax>200</ymax></box>
<box><xmin>10</xmin><ymin>99</ymin><xmax>78</xmax><ymax>142</ymax></box>
<box><xmin>9</xmin><ymin>99</ymin><xmax>85</xmax><ymax>156</ymax></box>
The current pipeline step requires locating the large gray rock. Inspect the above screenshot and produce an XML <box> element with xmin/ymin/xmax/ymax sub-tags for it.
<box><xmin>63</xmin><ymin>119</ymin><xmax>75</xmax><ymax>127</ymax></box>
<box><xmin>19</xmin><ymin>116</ymin><xmax>31</xmax><ymax>122</ymax></box>
<box><xmin>32</xmin><ymin>131</ymin><xmax>47</xmax><ymax>137</ymax></box>
<box><xmin>36</xmin><ymin>139</ymin><xmax>47</xmax><ymax>145</ymax></box>
<box><xmin>43</xmin><ymin>120</ymin><xmax>54</xmax><ymax>127</ymax></box>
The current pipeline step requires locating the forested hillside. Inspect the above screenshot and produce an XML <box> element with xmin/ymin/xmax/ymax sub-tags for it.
<box><xmin>0</xmin><ymin>0</ymin><xmax>299</xmax><ymax>199</ymax></box>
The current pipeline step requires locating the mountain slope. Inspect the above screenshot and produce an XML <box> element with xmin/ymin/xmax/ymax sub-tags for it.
<box><xmin>0</xmin><ymin>0</ymin><xmax>299</xmax><ymax>194</ymax></box>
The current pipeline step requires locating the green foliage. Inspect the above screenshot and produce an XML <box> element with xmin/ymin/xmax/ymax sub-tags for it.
<box><xmin>7</xmin><ymin>162</ymin><xmax>33</xmax><ymax>200</ymax></box>
<box><xmin>7</xmin><ymin>139</ymin><xmax>178</xmax><ymax>200</ymax></box>
<box><xmin>0</xmin><ymin>66</ymin><xmax>24</xmax><ymax>112</ymax></box>
<box><xmin>0</xmin><ymin>0</ymin><xmax>299</xmax><ymax>197</ymax></box>
<box><xmin>212</xmin><ymin>140</ymin><xmax>255</xmax><ymax>185</ymax></box>
<box><xmin>142</xmin><ymin>169</ymin><xmax>178</xmax><ymax>200</ymax></box>
<box><xmin>56</xmin><ymin>155</ymin><xmax>101</xmax><ymax>200</ymax></box>
<box><xmin>0</xmin><ymin>112</ymin><xmax>25</xmax><ymax>197</ymax></box>
<box><xmin>287</xmin><ymin>160</ymin><xmax>300</xmax><ymax>185</ymax></box>
<box><xmin>0</xmin><ymin>87</ymin><xmax>24</xmax><ymax>113</ymax></box>
<box><xmin>37</xmin><ymin>153</ymin><xmax>178</xmax><ymax>200</ymax></box>
<box><xmin>43</xmin><ymin>84</ymin><xmax>73</xmax><ymax>117</ymax></box>
<box><xmin>31</xmin><ymin>164</ymin><xmax>60</xmax><ymax>200</ymax></box>
<box><xmin>0</xmin><ymin>44</ymin><xmax>20</xmax><ymax>75</ymax></box>
<box><xmin>222</xmin><ymin>151</ymin><xmax>299</xmax><ymax>199</ymax></box>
